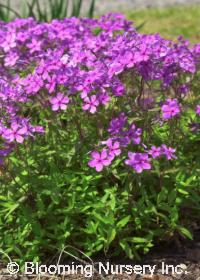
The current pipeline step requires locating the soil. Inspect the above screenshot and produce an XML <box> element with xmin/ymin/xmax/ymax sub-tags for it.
<box><xmin>1</xmin><ymin>227</ymin><xmax>200</xmax><ymax>280</ymax></box>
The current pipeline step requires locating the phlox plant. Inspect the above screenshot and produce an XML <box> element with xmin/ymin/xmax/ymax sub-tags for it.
<box><xmin>0</xmin><ymin>14</ymin><xmax>200</xmax><ymax>263</ymax></box>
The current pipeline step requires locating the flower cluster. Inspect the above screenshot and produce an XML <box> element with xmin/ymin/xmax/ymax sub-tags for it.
<box><xmin>0</xmin><ymin>14</ymin><xmax>199</xmax><ymax>172</ymax></box>
<box><xmin>161</xmin><ymin>99</ymin><xmax>180</xmax><ymax>119</ymax></box>
<box><xmin>125</xmin><ymin>152</ymin><xmax>151</xmax><ymax>173</ymax></box>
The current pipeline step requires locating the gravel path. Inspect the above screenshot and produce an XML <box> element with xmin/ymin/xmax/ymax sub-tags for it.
<box><xmin>94</xmin><ymin>0</ymin><xmax>200</xmax><ymax>14</ymax></box>
<box><xmin>1</xmin><ymin>0</ymin><xmax>200</xmax><ymax>17</ymax></box>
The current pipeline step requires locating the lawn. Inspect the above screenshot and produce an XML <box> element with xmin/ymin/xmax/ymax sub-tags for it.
<box><xmin>127</xmin><ymin>5</ymin><xmax>200</xmax><ymax>43</ymax></box>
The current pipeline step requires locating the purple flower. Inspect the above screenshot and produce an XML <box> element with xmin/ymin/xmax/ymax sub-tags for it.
<box><xmin>134</xmin><ymin>44</ymin><xmax>149</xmax><ymax>63</ymax></box>
<box><xmin>99</xmin><ymin>92</ymin><xmax>110</xmax><ymax>105</ymax></box>
<box><xmin>161</xmin><ymin>99</ymin><xmax>180</xmax><ymax>119</ymax></box>
<box><xmin>22</xmin><ymin>74</ymin><xmax>43</xmax><ymax>94</ymax></box>
<box><xmin>189</xmin><ymin>122</ymin><xmax>200</xmax><ymax>133</ymax></box>
<box><xmin>178</xmin><ymin>84</ymin><xmax>189</xmax><ymax>95</ymax></box>
<box><xmin>0</xmin><ymin>144</ymin><xmax>14</xmax><ymax>157</ymax></box>
<box><xmin>138</xmin><ymin>98</ymin><xmax>154</xmax><ymax>110</ymax></box>
<box><xmin>88</xmin><ymin>149</ymin><xmax>112</xmax><ymax>172</ymax></box>
<box><xmin>0</xmin><ymin>13</ymin><xmax>199</xmax><ymax>170</ymax></box>
<box><xmin>148</xmin><ymin>146</ymin><xmax>161</xmax><ymax>158</ymax></box>
<box><xmin>125</xmin><ymin>124</ymin><xmax>142</xmax><ymax>145</ymax></box>
<box><xmin>108</xmin><ymin>113</ymin><xmax>127</xmax><ymax>135</ymax></box>
<box><xmin>4</xmin><ymin>52</ymin><xmax>19</xmax><ymax>67</ymax></box>
<box><xmin>125</xmin><ymin>152</ymin><xmax>151</xmax><ymax>173</ymax></box>
<box><xmin>31</xmin><ymin>126</ymin><xmax>45</xmax><ymax>134</ymax></box>
<box><xmin>27</xmin><ymin>38</ymin><xmax>42</xmax><ymax>53</ymax></box>
<box><xmin>161</xmin><ymin>145</ymin><xmax>177</xmax><ymax>160</ymax></box>
<box><xmin>112</xmin><ymin>82</ymin><xmax>125</xmax><ymax>97</ymax></box>
<box><xmin>3</xmin><ymin>123</ymin><xmax>28</xmax><ymax>143</ymax></box>
<box><xmin>103</xmin><ymin>139</ymin><xmax>121</xmax><ymax>159</ymax></box>
<box><xmin>108</xmin><ymin>62</ymin><xmax>124</xmax><ymax>77</ymax></box>
<box><xmin>46</xmin><ymin>75</ymin><xmax>56</xmax><ymax>93</ymax></box>
<box><xmin>2</xmin><ymin>33</ymin><xmax>16</xmax><ymax>52</ymax></box>
<box><xmin>50</xmin><ymin>92</ymin><xmax>69</xmax><ymax>111</ymax></box>
<box><xmin>36</xmin><ymin>59</ymin><xmax>50</xmax><ymax>80</ymax></box>
<box><xmin>82</xmin><ymin>95</ymin><xmax>99</xmax><ymax>114</ymax></box>
<box><xmin>196</xmin><ymin>105</ymin><xmax>200</xmax><ymax>116</ymax></box>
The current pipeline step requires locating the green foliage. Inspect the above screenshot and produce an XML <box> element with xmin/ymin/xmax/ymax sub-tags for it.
<box><xmin>0</xmin><ymin>1</ymin><xmax>21</xmax><ymax>21</ymax></box>
<box><xmin>0</xmin><ymin>107</ymin><xmax>199</xmax><ymax>263</ymax></box>
<box><xmin>0</xmin><ymin>0</ymin><xmax>96</xmax><ymax>22</ymax></box>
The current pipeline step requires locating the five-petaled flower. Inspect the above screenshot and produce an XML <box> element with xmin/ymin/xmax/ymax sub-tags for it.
<box><xmin>2</xmin><ymin>33</ymin><xmax>16</xmax><ymax>52</ymax></box>
<box><xmin>3</xmin><ymin>123</ymin><xmax>28</xmax><ymax>143</ymax></box>
<box><xmin>82</xmin><ymin>95</ymin><xmax>99</xmax><ymax>114</ymax></box>
<box><xmin>161</xmin><ymin>99</ymin><xmax>180</xmax><ymax>119</ymax></box>
<box><xmin>102</xmin><ymin>139</ymin><xmax>121</xmax><ymax>160</ymax></box>
<box><xmin>148</xmin><ymin>146</ymin><xmax>162</xmax><ymax>158</ymax></box>
<box><xmin>161</xmin><ymin>145</ymin><xmax>177</xmax><ymax>160</ymax></box>
<box><xmin>50</xmin><ymin>92</ymin><xmax>69</xmax><ymax>111</ymax></box>
<box><xmin>125</xmin><ymin>152</ymin><xmax>151</xmax><ymax>173</ymax></box>
<box><xmin>88</xmin><ymin>149</ymin><xmax>112</xmax><ymax>172</ymax></box>
<box><xmin>27</xmin><ymin>38</ymin><xmax>42</xmax><ymax>53</ymax></box>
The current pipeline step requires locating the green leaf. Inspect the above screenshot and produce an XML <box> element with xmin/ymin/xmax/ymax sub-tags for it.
<box><xmin>87</xmin><ymin>0</ymin><xmax>95</xmax><ymax>18</ymax></box>
<box><xmin>117</xmin><ymin>215</ymin><xmax>131</xmax><ymax>228</ymax></box>
<box><xmin>179</xmin><ymin>227</ymin><xmax>193</xmax><ymax>240</ymax></box>
<box><xmin>119</xmin><ymin>240</ymin><xmax>134</xmax><ymax>259</ymax></box>
<box><xmin>106</xmin><ymin>228</ymin><xmax>116</xmax><ymax>246</ymax></box>
<box><xmin>131</xmin><ymin>237</ymin><xmax>149</xmax><ymax>243</ymax></box>
<box><xmin>92</xmin><ymin>212</ymin><xmax>114</xmax><ymax>224</ymax></box>
<box><xmin>0</xmin><ymin>3</ymin><xmax>21</xmax><ymax>19</ymax></box>
<box><xmin>157</xmin><ymin>187</ymin><xmax>168</xmax><ymax>203</ymax></box>
<box><xmin>177</xmin><ymin>189</ymin><xmax>189</xmax><ymax>195</ymax></box>
<box><xmin>168</xmin><ymin>189</ymin><xmax>177</xmax><ymax>205</ymax></box>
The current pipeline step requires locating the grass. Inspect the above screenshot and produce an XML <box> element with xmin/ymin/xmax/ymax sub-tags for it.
<box><xmin>127</xmin><ymin>5</ymin><xmax>200</xmax><ymax>43</ymax></box>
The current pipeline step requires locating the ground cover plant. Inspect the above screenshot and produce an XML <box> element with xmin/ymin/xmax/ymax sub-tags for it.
<box><xmin>0</xmin><ymin>13</ymin><xmax>200</xmax><ymax>265</ymax></box>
